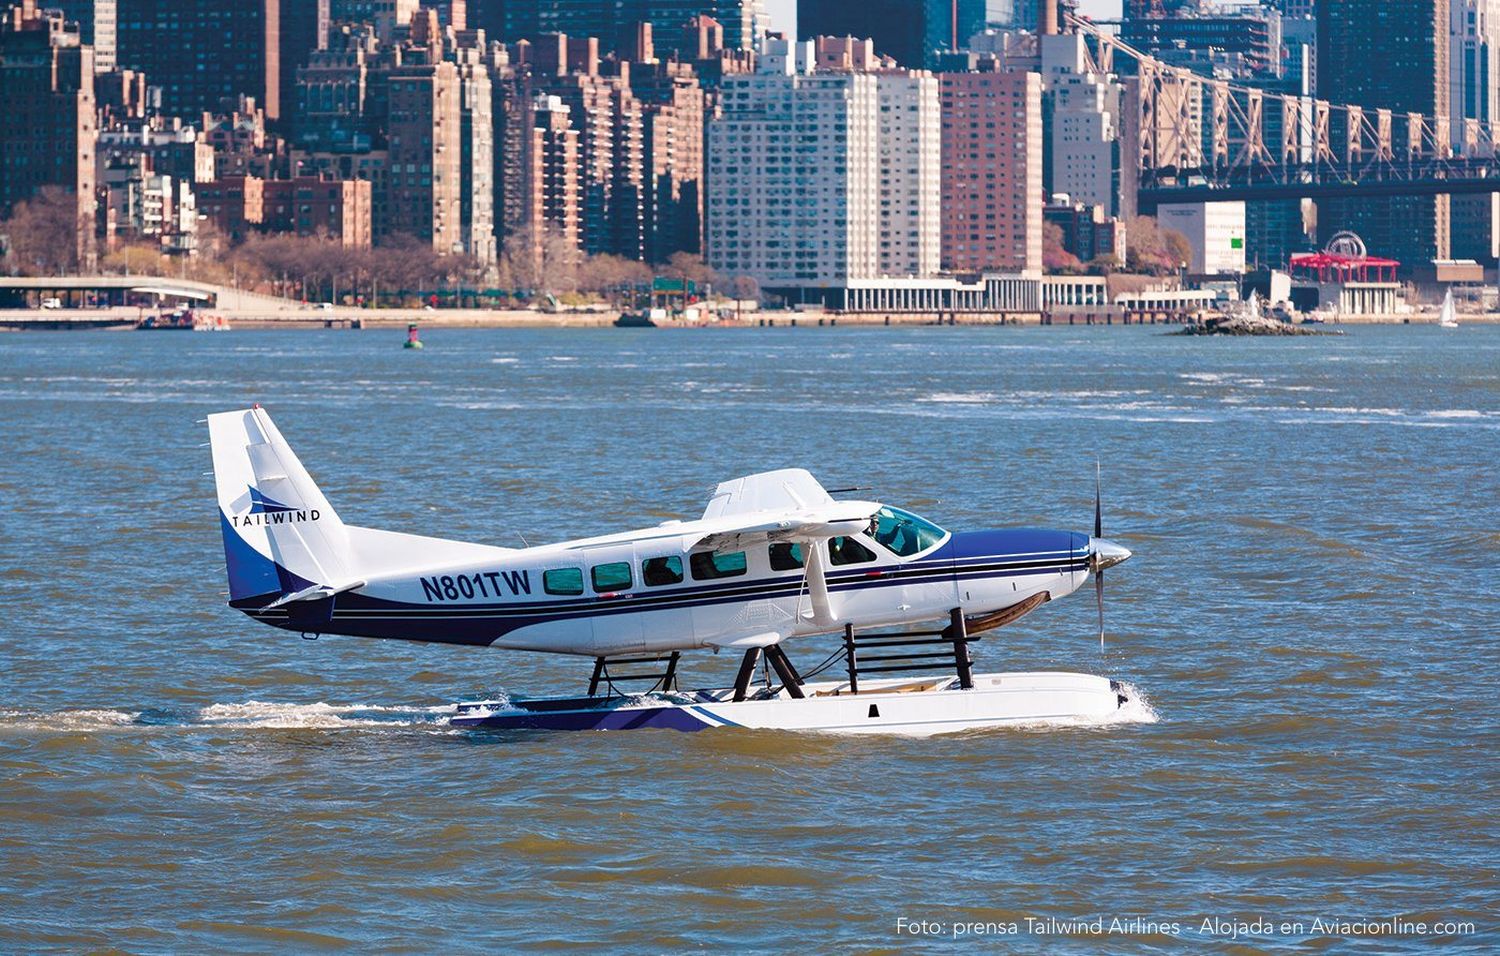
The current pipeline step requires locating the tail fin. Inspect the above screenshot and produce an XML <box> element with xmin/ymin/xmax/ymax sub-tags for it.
<box><xmin>208</xmin><ymin>407</ymin><xmax>356</xmax><ymax>603</ymax></box>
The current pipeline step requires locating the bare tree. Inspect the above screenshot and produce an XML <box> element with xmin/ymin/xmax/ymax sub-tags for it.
<box><xmin>0</xmin><ymin>186</ymin><xmax>91</xmax><ymax>275</ymax></box>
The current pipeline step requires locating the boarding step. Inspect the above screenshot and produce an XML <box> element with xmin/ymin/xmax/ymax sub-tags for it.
<box><xmin>841</xmin><ymin>608</ymin><xmax>977</xmax><ymax>693</ymax></box>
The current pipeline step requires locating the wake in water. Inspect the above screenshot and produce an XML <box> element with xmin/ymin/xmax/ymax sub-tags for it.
<box><xmin>0</xmin><ymin>701</ymin><xmax>466</xmax><ymax>733</ymax></box>
<box><xmin>0</xmin><ymin>688</ymin><xmax>1156</xmax><ymax>735</ymax></box>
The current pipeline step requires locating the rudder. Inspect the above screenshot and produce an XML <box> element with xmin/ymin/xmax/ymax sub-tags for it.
<box><xmin>208</xmin><ymin>407</ymin><xmax>355</xmax><ymax>602</ymax></box>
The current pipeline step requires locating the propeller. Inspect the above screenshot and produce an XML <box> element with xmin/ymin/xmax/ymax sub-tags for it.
<box><xmin>1095</xmin><ymin>461</ymin><xmax>1104</xmax><ymax>648</ymax></box>
<box><xmin>1089</xmin><ymin>460</ymin><xmax>1132</xmax><ymax>649</ymax></box>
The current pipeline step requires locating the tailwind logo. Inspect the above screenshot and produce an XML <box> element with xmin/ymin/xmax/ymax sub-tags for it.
<box><xmin>232</xmin><ymin>485</ymin><xmax>320</xmax><ymax>528</ymax></box>
<box><xmin>248</xmin><ymin>488</ymin><xmax>295</xmax><ymax>514</ymax></box>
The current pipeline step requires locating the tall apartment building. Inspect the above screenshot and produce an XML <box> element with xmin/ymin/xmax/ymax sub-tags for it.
<box><xmin>116</xmin><ymin>0</ymin><xmax>328</xmax><ymax>123</ymax></box>
<box><xmin>706</xmin><ymin>38</ymin><xmax>942</xmax><ymax>295</ymax></box>
<box><xmin>521</xmin><ymin>35</ymin><xmax>646</xmax><ymax>259</ymax></box>
<box><xmin>47</xmin><ymin>0</ymin><xmax>114</xmax><ymax>71</ymax></box>
<box><xmin>799</xmin><ymin>0</ymin><xmax>1004</xmax><ymax>70</ymax></box>
<box><xmin>386</xmin><ymin>60</ymin><xmax>461</xmax><ymax>251</ymax></box>
<box><xmin>1123</xmin><ymin>5</ymin><xmax>1281</xmax><ymax>79</ymax></box>
<box><xmin>295</xmin><ymin>35</ymin><xmax>378</xmax><ymax>153</ymax></box>
<box><xmin>0</xmin><ymin>0</ymin><xmax>96</xmax><ymax>253</ymax></box>
<box><xmin>516</xmin><ymin>93</ymin><xmax>583</xmax><ymax>253</ymax></box>
<box><xmin>427</xmin><ymin>0</ymin><xmax>465</xmax><ymax>31</ymax></box>
<box><xmin>1319</xmin><ymin>0</ymin><xmax>1450</xmax><ymax>265</ymax></box>
<box><xmin>454</xmin><ymin>44</ymin><xmax>495</xmax><ymax>264</ymax></box>
<box><xmin>1450</xmin><ymin>0</ymin><xmax>1499</xmax><ymax>262</ymax></box>
<box><xmin>1451</xmin><ymin>1</ymin><xmax>1499</xmax><ymax>130</ymax></box>
<box><xmin>939</xmin><ymin>65</ymin><xmax>1041</xmax><ymax>274</ymax></box>
<box><xmin>878</xmin><ymin>71</ymin><xmax>941</xmax><ymax>277</ymax></box>
<box><xmin>1040</xmin><ymin>32</ymin><xmax>1121</xmax><ymax>217</ymax></box>
<box><xmin>629</xmin><ymin>60</ymin><xmax>705</xmax><ymax>262</ymax></box>
<box><xmin>475</xmin><ymin>0</ymin><xmax>768</xmax><ymax>58</ymax></box>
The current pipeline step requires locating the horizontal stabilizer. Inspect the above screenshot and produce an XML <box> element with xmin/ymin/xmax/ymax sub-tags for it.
<box><xmin>265</xmin><ymin>579</ymin><xmax>367</xmax><ymax>610</ymax></box>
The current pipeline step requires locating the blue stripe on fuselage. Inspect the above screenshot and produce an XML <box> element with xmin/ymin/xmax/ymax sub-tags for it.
<box><xmin>238</xmin><ymin>527</ymin><xmax>1088</xmax><ymax>647</ymax></box>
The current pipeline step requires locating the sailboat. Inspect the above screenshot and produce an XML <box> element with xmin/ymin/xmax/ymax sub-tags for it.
<box><xmin>1438</xmin><ymin>290</ymin><xmax>1459</xmax><ymax>329</ymax></box>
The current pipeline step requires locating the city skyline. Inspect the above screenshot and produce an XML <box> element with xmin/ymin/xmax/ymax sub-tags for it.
<box><xmin>767</xmin><ymin>1</ymin><xmax>1124</xmax><ymax>36</ymax></box>
<box><xmin>3</xmin><ymin>0</ymin><xmax>1497</xmax><ymax>320</ymax></box>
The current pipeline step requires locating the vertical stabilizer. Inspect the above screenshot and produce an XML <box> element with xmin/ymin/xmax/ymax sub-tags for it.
<box><xmin>208</xmin><ymin>407</ymin><xmax>354</xmax><ymax>602</ymax></box>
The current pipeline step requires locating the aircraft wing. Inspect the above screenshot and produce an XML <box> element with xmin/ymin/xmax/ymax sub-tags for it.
<box><xmin>685</xmin><ymin>500</ymin><xmax>881</xmax><ymax>554</ymax></box>
<box><xmin>702</xmin><ymin>469</ymin><xmax>837</xmax><ymax>519</ymax></box>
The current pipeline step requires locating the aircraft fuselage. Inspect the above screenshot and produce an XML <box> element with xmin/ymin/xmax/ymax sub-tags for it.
<box><xmin>234</xmin><ymin>527</ymin><xmax>1094</xmax><ymax>655</ymax></box>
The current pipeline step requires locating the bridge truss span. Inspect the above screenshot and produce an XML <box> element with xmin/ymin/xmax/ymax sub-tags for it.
<box><xmin>1068</xmin><ymin>15</ymin><xmax>1500</xmax><ymax>208</ymax></box>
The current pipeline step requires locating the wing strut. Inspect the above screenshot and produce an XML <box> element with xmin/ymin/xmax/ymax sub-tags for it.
<box><xmin>802</xmin><ymin>541</ymin><xmax>836</xmax><ymax>627</ymax></box>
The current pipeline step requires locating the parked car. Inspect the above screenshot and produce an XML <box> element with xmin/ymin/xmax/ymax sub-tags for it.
<box><xmin>40</xmin><ymin>297</ymin><xmax>62</xmax><ymax>309</ymax></box>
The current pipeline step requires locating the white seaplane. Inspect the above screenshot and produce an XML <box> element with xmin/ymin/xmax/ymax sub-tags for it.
<box><xmin>208</xmin><ymin>406</ymin><xmax>1137</xmax><ymax>735</ymax></box>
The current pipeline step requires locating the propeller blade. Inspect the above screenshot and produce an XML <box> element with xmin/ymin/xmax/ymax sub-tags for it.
<box><xmin>1094</xmin><ymin>459</ymin><xmax>1103</xmax><ymax>539</ymax></box>
<box><xmin>1096</xmin><ymin>568</ymin><xmax>1105</xmax><ymax>648</ymax></box>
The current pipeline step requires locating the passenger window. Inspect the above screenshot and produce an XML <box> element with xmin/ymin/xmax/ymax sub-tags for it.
<box><xmin>591</xmin><ymin>562</ymin><xmax>633</xmax><ymax>593</ymax></box>
<box><xmin>769</xmin><ymin>542</ymin><xmax>805</xmax><ymax>571</ymax></box>
<box><xmin>690</xmin><ymin>550</ymin><xmax>748</xmax><ymax>580</ymax></box>
<box><xmin>641</xmin><ymin>555</ymin><xmax>684</xmax><ymax>587</ymax></box>
<box><xmin>543</xmin><ymin>568</ymin><xmax>583</xmax><ymax>596</ymax></box>
<box><xmin>828</xmin><ymin>536</ymin><xmax>876</xmax><ymax>566</ymax></box>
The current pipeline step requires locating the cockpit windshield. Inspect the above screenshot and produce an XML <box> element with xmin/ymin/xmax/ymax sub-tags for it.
<box><xmin>869</xmin><ymin>506</ymin><xmax>947</xmax><ymax>557</ymax></box>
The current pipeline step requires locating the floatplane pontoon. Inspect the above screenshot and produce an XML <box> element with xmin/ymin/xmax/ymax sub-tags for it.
<box><xmin>208</xmin><ymin>407</ymin><xmax>1136</xmax><ymax>735</ymax></box>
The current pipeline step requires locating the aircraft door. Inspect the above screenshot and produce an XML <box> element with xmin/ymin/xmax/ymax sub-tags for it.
<box><xmin>634</xmin><ymin>543</ymin><xmax>694</xmax><ymax>653</ymax></box>
<box><xmin>583</xmin><ymin>545</ymin><xmax>646</xmax><ymax>655</ymax></box>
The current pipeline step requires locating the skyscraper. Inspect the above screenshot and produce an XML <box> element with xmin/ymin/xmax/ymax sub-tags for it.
<box><xmin>475</xmin><ymin>0</ymin><xmax>768</xmax><ymax>58</ymax></box>
<box><xmin>705</xmin><ymin>38</ymin><xmax>942</xmax><ymax>294</ymax></box>
<box><xmin>798</xmin><ymin>0</ymin><xmax>1007</xmax><ymax>69</ymax></box>
<box><xmin>1451</xmin><ymin>1</ymin><xmax>1498</xmax><ymax>134</ymax></box>
<box><xmin>455</xmin><ymin>43</ymin><xmax>496</xmax><ymax>265</ymax></box>
<box><xmin>116</xmin><ymin>0</ymin><xmax>327</xmax><ymax>124</ymax></box>
<box><xmin>0</xmin><ymin>0</ymin><xmax>96</xmax><ymax>251</ymax></box>
<box><xmin>386</xmin><ymin>60</ymin><xmax>461</xmax><ymax>251</ymax></box>
<box><xmin>1450</xmin><ymin>0</ymin><xmax>1499</xmax><ymax>262</ymax></box>
<box><xmin>939</xmin><ymin>66</ymin><xmax>1042</xmax><ymax>274</ymax></box>
<box><xmin>1318</xmin><ymin>0</ymin><xmax>1450</xmax><ymax>265</ymax></box>
<box><xmin>46</xmin><ymin>0</ymin><xmax>115</xmax><ymax>72</ymax></box>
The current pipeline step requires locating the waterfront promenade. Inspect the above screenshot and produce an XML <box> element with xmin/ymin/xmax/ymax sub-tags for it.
<box><xmin>2</xmin><ymin>275</ymin><xmax>1495</xmax><ymax>328</ymax></box>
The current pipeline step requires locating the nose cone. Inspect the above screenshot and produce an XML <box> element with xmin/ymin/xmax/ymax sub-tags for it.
<box><xmin>1090</xmin><ymin>537</ymin><xmax>1132</xmax><ymax>571</ymax></box>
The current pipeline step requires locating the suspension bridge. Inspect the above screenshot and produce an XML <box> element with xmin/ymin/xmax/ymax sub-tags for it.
<box><xmin>1065</xmin><ymin>16</ymin><xmax>1500</xmax><ymax>213</ymax></box>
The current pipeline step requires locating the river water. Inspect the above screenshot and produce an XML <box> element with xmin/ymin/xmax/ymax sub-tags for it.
<box><xmin>1</xmin><ymin>325</ymin><xmax>1496</xmax><ymax>951</ymax></box>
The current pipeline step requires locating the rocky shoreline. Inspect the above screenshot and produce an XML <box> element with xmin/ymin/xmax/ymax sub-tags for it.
<box><xmin>1174</xmin><ymin>315</ymin><xmax>1342</xmax><ymax>336</ymax></box>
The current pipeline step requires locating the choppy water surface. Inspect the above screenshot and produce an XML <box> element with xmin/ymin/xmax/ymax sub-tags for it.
<box><xmin>1</xmin><ymin>325</ymin><xmax>1496</xmax><ymax>951</ymax></box>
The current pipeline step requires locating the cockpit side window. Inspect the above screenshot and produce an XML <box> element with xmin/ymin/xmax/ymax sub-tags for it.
<box><xmin>869</xmin><ymin>506</ymin><xmax>947</xmax><ymax>557</ymax></box>
<box><xmin>769</xmin><ymin>542</ymin><xmax>804</xmax><ymax>571</ymax></box>
<box><xmin>828</xmin><ymin>536</ymin><xmax>876</xmax><ymax>566</ymax></box>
